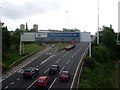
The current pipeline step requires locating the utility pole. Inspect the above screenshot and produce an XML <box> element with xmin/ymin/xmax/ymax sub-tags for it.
<box><xmin>97</xmin><ymin>0</ymin><xmax>99</xmax><ymax>44</ymax></box>
<box><xmin>66</xmin><ymin>11</ymin><xmax>68</xmax><ymax>30</ymax></box>
<box><xmin>20</xmin><ymin>33</ymin><xmax>22</xmax><ymax>55</ymax></box>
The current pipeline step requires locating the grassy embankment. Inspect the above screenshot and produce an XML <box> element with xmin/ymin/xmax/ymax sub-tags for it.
<box><xmin>2</xmin><ymin>42</ymin><xmax>69</xmax><ymax>68</ymax></box>
<box><xmin>2</xmin><ymin>43</ymin><xmax>45</xmax><ymax>68</ymax></box>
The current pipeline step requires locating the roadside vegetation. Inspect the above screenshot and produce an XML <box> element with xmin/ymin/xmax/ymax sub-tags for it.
<box><xmin>2</xmin><ymin>43</ymin><xmax>45</xmax><ymax>67</ymax></box>
<box><xmin>79</xmin><ymin>25</ymin><xmax>120</xmax><ymax>88</ymax></box>
<box><xmin>2</xmin><ymin>27</ymin><xmax>45</xmax><ymax>70</ymax></box>
<box><xmin>2</xmin><ymin>26</ymin><xmax>70</xmax><ymax>71</ymax></box>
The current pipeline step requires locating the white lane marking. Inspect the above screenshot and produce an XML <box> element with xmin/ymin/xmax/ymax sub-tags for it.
<box><xmin>62</xmin><ymin>55</ymin><xmax>66</xmax><ymax>58</ymax></box>
<box><xmin>77</xmin><ymin>61</ymin><xmax>84</xmax><ymax>88</ymax></box>
<box><xmin>44</xmin><ymin>68</ymin><xmax>50</xmax><ymax>73</ymax></box>
<box><xmin>48</xmin><ymin>78</ymin><xmax>57</xmax><ymax>90</ymax></box>
<box><xmin>70</xmin><ymin>48</ymin><xmax>88</xmax><ymax>89</ymax></box>
<box><xmin>59</xmin><ymin>66</ymin><xmax>65</xmax><ymax>74</ymax></box>
<box><xmin>40</xmin><ymin>54</ymin><xmax>53</xmax><ymax>65</ymax></box>
<box><xmin>71</xmin><ymin>52</ymin><xmax>77</xmax><ymax>58</ymax></box>
<box><xmin>62</xmin><ymin>52</ymin><xmax>69</xmax><ymax>58</ymax></box>
<box><xmin>17</xmin><ymin>69</ymin><xmax>24</xmax><ymax>73</ymax></box>
<box><xmin>55</xmin><ymin>47</ymin><xmax>58</xmax><ymax>53</ymax></box>
<box><xmin>11</xmin><ymin>81</ymin><xmax>14</xmax><ymax>85</ymax></box>
<box><xmin>45</xmin><ymin>53</ymin><xmax>52</xmax><ymax>55</ymax></box>
<box><xmin>66</xmin><ymin>59</ymin><xmax>71</xmax><ymax>65</ymax></box>
<box><xmin>1</xmin><ymin>48</ymin><xmax>57</xmax><ymax>83</ymax></box>
<box><xmin>26</xmin><ymin>79</ymin><xmax>38</xmax><ymax>90</ymax></box>
<box><xmin>4</xmin><ymin>86</ymin><xmax>9</xmax><ymax>89</ymax></box>
<box><xmin>0</xmin><ymin>48</ymin><xmax>51</xmax><ymax>82</ymax></box>
<box><xmin>55</xmin><ymin>58</ymin><xmax>61</xmax><ymax>63</ymax></box>
<box><xmin>17</xmin><ymin>78</ymin><xmax>20</xmax><ymax>81</ymax></box>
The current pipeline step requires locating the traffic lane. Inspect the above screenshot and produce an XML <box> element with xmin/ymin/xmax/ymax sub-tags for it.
<box><xmin>27</xmin><ymin>42</ymin><xmax>86</xmax><ymax>89</ymax></box>
<box><xmin>4</xmin><ymin>42</ymin><xmax>86</xmax><ymax>89</ymax></box>
<box><xmin>2</xmin><ymin>53</ymin><xmax>52</xmax><ymax>89</ymax></box>
<box><xmin>25</xmin><ymin>48</ymin><xmax>76</xmax><ymax>89</ymax></box>
<box><xmin>3</xmin><ymin>48</ymin><xmax>68</xmax><ymax>89</ymax></box>
<box><xmin>2</xmin><ymin>47</ymin><xmax>57</xmax><ymax>89</ymax></box>
<box><xmin>23</xmin><ymin>50</ymin><xmax>70</xmax><ymax>89</ymax></box>
<box><xmin>50</xmin><ymin>42</ymin><xmax>89</xmax><ymax>89</ymax></box>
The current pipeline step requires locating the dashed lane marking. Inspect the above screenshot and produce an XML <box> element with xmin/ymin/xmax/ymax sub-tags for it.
<box><xmin>55</xmin><ymin>58</ymin><xmax>61</xmax><ymax>63</ymax></box>
<box><xmin>4</xmin><ymin>86</ymin><xmax>9</xmax><ymax>89</ymax></box>
<box><xmin>11</xmin><ymin>82</ymin><xmax>14</xmax><ymax>85</ymax></box>
<box><xmin>59</xmin><ymin>66</ymin><xmax>65</xmax><ymax>74</ymax></box>
<box><xmin>48</xmin><ymin>78</ymin><xmax>57</xmax><ymax>90</ymax></box>
<box><xmin>26</xmin><ymin>79</ymin><xmax>38</xmax><ymax>90</ymax></box>
<box><xmin>44</xmin><ymin>68</ymin><xmax>50</xmax><ymax>73</ymax></box>
<box><xmin>66</xmin><ymin>59</ymin><xmax>71</xmax><ymax>65</ymax></box>
<box><xmin>17</xmin><ymin>78</ymin><xmax>20</xmax><ymax>81</ymax></box>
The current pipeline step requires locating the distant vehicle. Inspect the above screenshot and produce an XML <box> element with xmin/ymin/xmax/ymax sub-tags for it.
<box><xmin>49</xmin><ymin>65</ymin><xmax>60</xmax><ymax>74</ymax></box>
<box><xmin>65</xmin><ymin>41</ymin><xmax>76</xmax><ymax>50</ymax></box>
<box><xmin>36</xmin><ymin>76</ymin><xmax>50</xmax><ymax>87</ymax></box>
<box><xmin>65</xmin><ymin>44</ymin><xmax>75</xmax><ymax>50</ymax></box>
<box><xmin>59</xmin><ymin>71</ymin><xmax>70</xmax><ymax>81</ymax></box>
<box><xmin>23</xmin><ymin>67</ymin><xmax>39</xmax><ymax>79</ymax></box>
<box><xmin>70</xmin><ymin>41</ymin><xmax>77</xmax><ymax>45</ymax></box>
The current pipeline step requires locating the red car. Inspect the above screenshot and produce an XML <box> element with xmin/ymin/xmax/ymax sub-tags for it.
<box><xmin>59</xmin><ymin>71</ymin><xmax>70</xmax><ymax>81</ymax></box>
<box><xmin>36</xmin><ymin>76</ymin><xmax>50</xmax><ymax>87</ymax></box>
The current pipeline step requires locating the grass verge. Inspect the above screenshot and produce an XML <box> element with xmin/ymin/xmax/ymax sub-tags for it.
<box><xmin>2</xmin><ymin>43</ymin><xmax>45</xmax><ymax>68</ymax></box>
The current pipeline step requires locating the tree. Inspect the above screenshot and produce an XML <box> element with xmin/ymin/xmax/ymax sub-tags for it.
<box><xmin>92</xmin><ymin>44</ymin><xmax>110</xmax><ymax>63</ymax></box>
<box><xmin>84</xmin><ymin>56</ymin><xmax>96</xmax><ymax>69</ymax></box>
<box><xmin>2</xmin><ymin>26</ymin><xmax>11</xmax><ymax>60</ymax></box>
<box><xmin>99</xmin><ymin>26</ymin><xmax>116</xmax><ymax>59</ymax></box>
<box><xmin>101</xmin><ymin>26</ymin><xmax>116</xmax><ymax>49</ymax></box>
<box><xmin>11</xmin><ymin>28</ymin><xmax>23</xmax><ymax>50</ymax></box>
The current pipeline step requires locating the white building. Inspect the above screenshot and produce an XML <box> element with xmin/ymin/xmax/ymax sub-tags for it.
<box><xmin>33</xmin><ymin>24</ymin><xmax>38</xmax><ymax>32</ymax></box>
<box><xmin>20</xmin><ymin>24</ymin><xmax>25</xmax><ymax>30</ymax></box>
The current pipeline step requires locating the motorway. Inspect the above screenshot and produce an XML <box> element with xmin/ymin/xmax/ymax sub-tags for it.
<box><xmin>1</xmin><ymin>42</ymin><xmax>89</xmax><ymax>90</ymax></box>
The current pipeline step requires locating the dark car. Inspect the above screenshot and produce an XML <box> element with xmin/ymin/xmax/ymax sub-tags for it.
<box><xmin>36</xmin><ymin>76</ymin><xmax>50</xmax><ymax>87</ymax></box>
<box><xmin>49</xmin><ymin>65</ymin><xmax>59</xmax><ymax>74</ymax></box>
<box><xmin>59</xmin><ymin>71</ymin><xmax>70</xmax><ymax>81</ymax></box>
<box><xmin>23</xmin><ymin>67</ymin><xmax>39</xmax><ymax>79</ymax></box>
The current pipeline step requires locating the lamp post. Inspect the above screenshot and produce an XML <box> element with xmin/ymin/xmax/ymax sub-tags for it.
<box><xmin>97</xmin><ymin>0</ymin><xmax>99</xmax><ymax>44</ymax></box>
<box><xmin>66</xmin><ymin>11</ymin><xmax>68</xmax><ymax>30</ymax></box>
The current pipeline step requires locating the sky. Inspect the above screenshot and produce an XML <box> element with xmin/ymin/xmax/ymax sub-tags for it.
<box><xmin>0</xmin><ymin>0</ymin><xmax>119</xmax><ymax>35</ymax></box>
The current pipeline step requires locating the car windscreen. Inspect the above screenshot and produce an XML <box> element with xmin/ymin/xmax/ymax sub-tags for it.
<box><xmin>24</xmin><ymin>70</ymin><xmax>31</xmax><ymax>73</ymax></box>
<box><xmin>50</xmin><ymin>66</ymin><xmax>57</xmax><ymax>69</ymax></box>
<box><xmin>37</xmin><ymin>79</ymin><xmax>44</xmax><ymax>83</ymax></box>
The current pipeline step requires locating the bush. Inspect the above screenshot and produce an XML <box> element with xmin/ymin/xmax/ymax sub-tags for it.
<box><xmin>92</xmin><ymin>44</ymin><xmax>110</xmax><ymax>63</ymax></box>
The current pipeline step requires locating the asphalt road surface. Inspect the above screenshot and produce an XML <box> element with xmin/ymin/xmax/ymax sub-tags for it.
<box><xmin>1</xmin><ymin>42</ymin><xmax>89</xmax><ymax>90</ymax></box>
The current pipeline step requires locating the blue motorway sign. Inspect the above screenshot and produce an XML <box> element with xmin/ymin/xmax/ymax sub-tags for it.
<box><xmin>48</xmin><ymin>33</ymin><xmax>80</xmax><ymax>37</ymax></box>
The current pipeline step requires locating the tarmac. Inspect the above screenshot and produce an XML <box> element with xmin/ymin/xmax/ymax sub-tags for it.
<box><xmin>1</xmin><ymin>47</ymin><xmax>51</xmax><ymax>82</ymax></box>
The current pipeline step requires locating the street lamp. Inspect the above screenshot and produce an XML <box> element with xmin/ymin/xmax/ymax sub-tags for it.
<box><xmin>97</xmin><ymin>0</ymin><xmax>99</xmax><ymax>44</ymax></box>
<box><xmin>66</xmin><ymin>11</ymin><xmax>69</xmax><ymax>30</ymax></box>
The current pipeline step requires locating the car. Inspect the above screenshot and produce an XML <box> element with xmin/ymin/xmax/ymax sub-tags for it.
<box><xmin>23</xmin><ymin>67</ymin><xmax>39</xmax><ymax>79</ymax></box>
<box><xmin>49</xmin><ymin>65</ymin><xmax>60</xmax><ymax>74</ymax></box>
<box><xmin>59</xmin><ymin>71</ymin><xmax>70</xmax><ymax>81</ymax></box>
<box><xmin>36</xmin><ymin>76</ymin><xmax>50</xmax><ymax>87</ymax></box>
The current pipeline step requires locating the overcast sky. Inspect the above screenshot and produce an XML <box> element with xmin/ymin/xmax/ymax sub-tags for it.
<box><xmin>0</xmin><ymin>0</ymin><xmax>119</xmax><ymax>34</ymax></box>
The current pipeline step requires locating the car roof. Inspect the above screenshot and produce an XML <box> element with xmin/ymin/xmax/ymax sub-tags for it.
<box><xmin>38</xmin><ymin>76</ymin><xmax>48</xmax><ymax>80</ymax></box>
<box><xmin>51</xmin><ymin>65</ymin><xmax>58</xmax><ymax>67</ymax></box>
<box><xmin>25</xmin><ymin>67</ymin><xmax>36</xmax><ymax>71</ymax></box>
<box><xmin>62</xmin><ymin>71</ymin><xmax>69</xmax><ymax>73</ymax></box>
